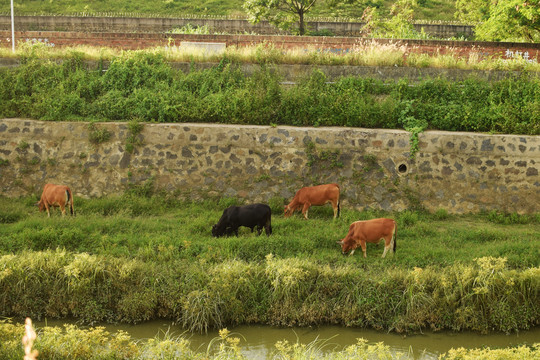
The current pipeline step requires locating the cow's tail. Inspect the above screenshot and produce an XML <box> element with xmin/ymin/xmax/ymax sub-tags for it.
<box><xmin>393</xmin><ymin>221</ymin><xmax>397</xmax><ymax>253</ymax></box>
<box><xmin>66</xmin><ymin>188</ymin><xmax>75</xmax><ymax>216</ymax></box>
<box><xmin>334</xmin><ymin>183</ymin><xmax>340</xmax><ymax>218</ymax></box>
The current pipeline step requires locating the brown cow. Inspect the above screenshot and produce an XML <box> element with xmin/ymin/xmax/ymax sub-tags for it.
<box><xmin>36</xmin><ymin>183</ymin><xmax>75</xmax><ymax>217</ymax></box>
<box><xmin>337</xmin><ymin>218</ymin><xmax>396</xmax><ymax>258</ymax></box>
<box><xmin>284</xmin><ymin>183</ymin><xmax>340</xmax><ymax>219</ymax></box>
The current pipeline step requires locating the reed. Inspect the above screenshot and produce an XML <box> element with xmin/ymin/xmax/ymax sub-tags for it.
<box><xmin>0</xmin><ymin>249</ymin><xmax>538</xmax><ymax>333</ymax></box>
<box><xmin>1</xmin><ymin>42</ymin><xmax>538</xmax><ymax>72</ymax></box>
<box><xmin>0</xmin><ymin>320</ymin><xmax>538</xmax><ymax>359</ymax></box>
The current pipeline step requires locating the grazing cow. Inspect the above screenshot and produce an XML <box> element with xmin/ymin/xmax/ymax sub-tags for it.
<box><xmin>36</xmin><ymin>183</ymin><xmax>75</xmax><ymax>217</ymax></box>
<box><xmin>212</xmin><ymin>203</ymin><xmax>272</xmax><ymax>237</ymax></box>
<box><xmin>284</xmin><ymin>183</ymin><xmax>340</xmax><ymax>219</ymax></box>
<box><xmin>337</xmin><ymin>218</ymin><xmax>396</xmax><ymax>258</ymax></box>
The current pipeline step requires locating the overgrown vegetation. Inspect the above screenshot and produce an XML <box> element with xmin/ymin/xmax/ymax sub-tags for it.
<box><xmin>3</xmin><ymin>41</ymin><xmax>539</xmax><ymax>71</ymax></box>
<box><xmin>88</xmin><ymin>122</ymin><xmax>112</xmax><ymax>145</ymax></box>
<box><xmin>0</xmin><ymin>51</ymin><xmax>538</xmax><ymax>135</ymax></box>
<box><xmin>2</xmin><ymin>321</ymin><xmax>538</xmax><ymax>360</ymax></box>
<box><xmin>125</xmin><ymin>118</ymin><xmax>144</xmax><ymax>153</ymax></box>
<box><xmin>0</xmin><ymin>195</ymin><xmax>538</xmax><ymax>334</ymax></box>
<box><xmin>0</xmin><ymin>0</ymin><xmax>461</xmax><ymax>22</ymax></box>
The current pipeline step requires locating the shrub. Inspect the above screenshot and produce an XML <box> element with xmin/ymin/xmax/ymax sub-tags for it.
<box><xmin>1</xmin><ymin>57</ymin><xmax>538</xmax><ymax>135</ymax></box>
<box><xmin>433</xmin><ymin>208</ymin><xmax>449</xmax><ymax>220</ymax></box>
<box><xmin>399</xmin><ymin>210</ymin><xmax>419</xmax><ymax>227</ymax></box>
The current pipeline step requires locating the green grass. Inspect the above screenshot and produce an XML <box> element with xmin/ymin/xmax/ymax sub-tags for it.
<box><xmin>1</xmin><ymin>195</ymin><xmax>538</xmax><ymax>269</ymax></box>
<box><xmin>1</xmin><ymin>0</ymin><xmax>459</xmax><ymax>21</ymax></box>
<box><xmin>0</xmin><ymin>195</ymin><xmax>538</xmax><ymax>333</ymax></box>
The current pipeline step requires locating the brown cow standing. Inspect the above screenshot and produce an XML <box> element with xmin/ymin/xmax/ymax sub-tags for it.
<box><xmin>36</xmin><ymin>183</ymin><xmax>75</xmax><ymax>217</ymax></box>
<box><xmin>284</xmin><ymin>183</ymin><xmax>340</xmax><ymax>219</ymax></box>
<box><xmin>337</xmin><ymin>218</ymin><xmax>397</xmax><ymax>258</ymax></box>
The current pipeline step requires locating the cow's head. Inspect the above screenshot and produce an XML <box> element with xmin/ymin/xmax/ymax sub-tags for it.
<box><xmin>337</xmin><ymin>238</ymin><xmax>354</xmax><ymax>255</ymax></box>
<box><xmin>212</xmin><ymin>223</ymin><xmax>234</xmax><ymax>237</ymax></box>
<box><xmin>35</xmin><ymin>200</ymin><xmax>45</xmax><ymax>212</ymax></box>
<box><xmin>283</xmin><ymin>205</ymin><xmax>293</xmax><ymax>218</ymax></box>
<box><xmin>211</xmin><ymin>224</ymin><xmax>222</xmax><ymax>238</ymax></box>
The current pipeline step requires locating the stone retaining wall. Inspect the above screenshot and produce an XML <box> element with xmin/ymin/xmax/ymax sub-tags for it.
<box><xmin>0</xmin><ymin>118</ymin><xmax>538</xmax><ymax>214</ymax></box>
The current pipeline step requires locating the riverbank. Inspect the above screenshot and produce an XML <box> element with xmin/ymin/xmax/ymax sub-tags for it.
<box><xmin>1</xmin><ymin>320</ymin><xmax>539</xmax><ymax>359</ymax></box>
<box><xmin>0</xmin><ymin>196</ymin><xmax>538</xmax><ymax>334</ymax></box>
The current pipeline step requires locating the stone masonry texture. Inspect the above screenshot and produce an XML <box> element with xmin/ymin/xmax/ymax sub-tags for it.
<box><xmin>0</xmin><ymin>119</ymin><xmax>538</xmax><ymax>214</ymax></box>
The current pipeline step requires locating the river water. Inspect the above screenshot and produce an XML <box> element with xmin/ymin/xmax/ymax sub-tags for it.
<box><xmin>33</xmin><ymin>319</ymin><xmax>539</xmax><ymax>359</ymax></box>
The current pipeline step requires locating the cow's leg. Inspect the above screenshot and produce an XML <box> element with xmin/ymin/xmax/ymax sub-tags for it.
<box><xmin>60</xmin><ymin>205</ymin><xmax>66</xmax><ymax>217</ymax></box>
<box><xmin>349</xmin><ymin>249</ymin><xmax>355</xmax><ymax>256</ymax></box>
<box><xmin>361</xmin><ymin>241</ymin><xmax>367</xmax><ymax>258</ymax></box>
<box><xmin>45</xmin><ymin>203</ymin><xmax>51</xmax><ymax>217</ymax></box>
<box><xmin>332</xmin><ymin>200</ymin><xmax>339</xmax><ymax>219</ymax></box>
<box><xmin>382</xmin><ymin>236</ymin><xmax>393</xmax><ymax>258</ymax></box>
<box><xmin>265</xmin><ymin>220</ymin><xmax>272</xmax><ymax>236</ymax></box>
<box><xmin>302</xmin><ymin>203</ymin><xmax>310</xmax><ymax>219</ymax></box>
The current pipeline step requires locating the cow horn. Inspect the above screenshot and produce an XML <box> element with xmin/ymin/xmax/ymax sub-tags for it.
<box><xmin>336</xmin><ymin>240</ymin><xmax>343</xmax><ymax>244</ymax></box>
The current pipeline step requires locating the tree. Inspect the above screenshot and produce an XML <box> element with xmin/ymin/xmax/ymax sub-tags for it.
<box><xmin>361</xmin><ymin>0</ymin><xmax>420</xmax><ymax>39</ymax></box>
<box><xmin>243</xmin><ymin>0</ymin><xmax>319</xmax><ymax>35</ymax></box>
<box><xmin>455</xmin><ymin>0</ymin><xmax>540</xmax><ymax>42</ymax></box>
<box><xmin>454</xmin><ymin>0</ymin><xmax>490</xmax><ymax>23</ymax></box>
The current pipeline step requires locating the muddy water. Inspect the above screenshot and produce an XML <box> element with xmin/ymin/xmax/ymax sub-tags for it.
<box><xmin>34</xmin><ymin>319</ymin><xmax>539</xmax><ymax>359</ymax></box>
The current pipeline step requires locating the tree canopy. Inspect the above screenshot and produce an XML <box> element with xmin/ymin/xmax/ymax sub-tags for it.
<box><xmin>455</xmin><ymin>0</ymin><xmax>540</xmax><ymax>42</ymax></box>
<box><xmin>243</xmin><ymin>0</ymin><xmax>320</xmax><ymax>35</ymax></box>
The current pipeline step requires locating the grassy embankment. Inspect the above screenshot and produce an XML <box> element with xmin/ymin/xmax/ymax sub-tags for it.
<box><xmin>0</xmin><ymin>40</ymin><xmax>538</xmax><ymax>360</ymax></box>
<box><xmin>0</xmin><ymin>195</ymin><xmax>538</xmax><ymax>335</ymax></box>
<box><xmin>0</xmin><ymin>0</ymin><xmax>458</xmax><ymax>22</ymax></box>
<box><xmin>0</xmin><ymin>48</ymin><xmax>538</xmax><ymax>136</ymax></box>
<box><xmin>2</xmin><ymin>41</ymin><xmax>540</xmax><ymax>72</ymax></box>
<box><xmin>0</xmin><ymin>321</ymin><xmax>538</xmax><ymax>360</ymax></box>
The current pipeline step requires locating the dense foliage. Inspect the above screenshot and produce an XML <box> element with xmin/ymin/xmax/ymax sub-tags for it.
<box><xmin>0</xmin><ymin>195</ymin><xmax>539</xmax><ymax>334</ymax></box>
<box><xmin>0</xmin><ymin>0</ymin><xmax>459</xmax><ymax>21</ymax></box>
<box><xmin>455</xmin><ymin>0</ymin><xmax>540</xmax><ymax>42</ymax></box>
<box><xmin>0</xmin><ymin>52</ymin><xmax>538</xmax><ymax>135</ymax></box>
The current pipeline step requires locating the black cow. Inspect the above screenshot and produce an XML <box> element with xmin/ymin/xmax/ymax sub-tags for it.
<box><xmin>212</xmin><ymin>203</ymin><xmax>272</xmax><ymax>237</ymax></box>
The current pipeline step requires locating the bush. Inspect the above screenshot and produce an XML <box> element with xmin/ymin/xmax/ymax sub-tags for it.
<box><xmin>1</xmin><ymin>58</ymin><xmax>538</xmax><ymax>135</ymax></box>
<box><xmin>433</xmin><ymin>208</ymin><xmax>449</xmax><ymax>220</ymax></box>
